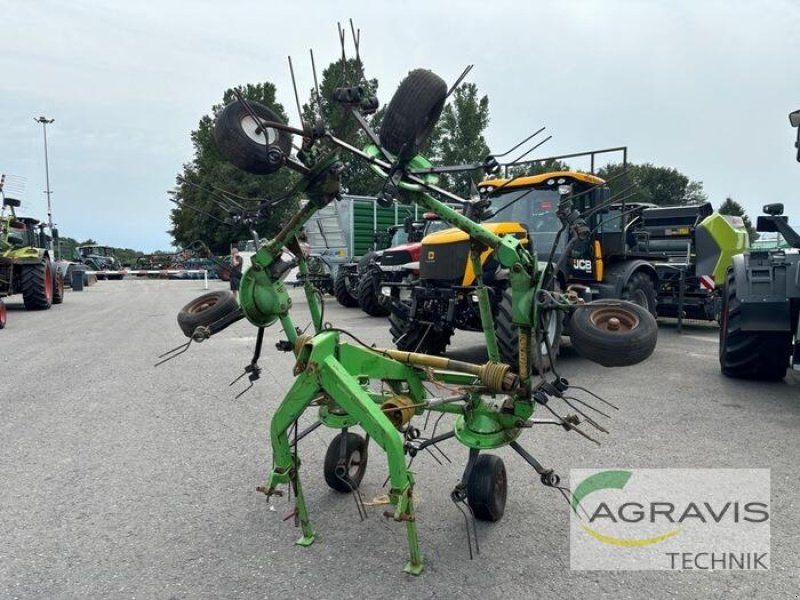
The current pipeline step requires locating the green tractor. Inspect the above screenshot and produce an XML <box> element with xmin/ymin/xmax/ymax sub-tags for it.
<box><xmin>75</xmin><ymin>245</ymin><xmax>124</xmax><ymax>280</ymax></box>
<box><xmin>0</xmin><ymin>195</ymin><xmax>65</xmax><ymax>322</ymax></box>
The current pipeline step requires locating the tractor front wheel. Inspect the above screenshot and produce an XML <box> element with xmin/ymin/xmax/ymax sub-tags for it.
<box><xmin>334</xmin><ymin>267</ymin><xmax>359</xmax><ymax>308</ymax></box>
<box><xmin>719</xmin><ymin>269</ymin><xmax>791</xmax><ymax>381</ymax></box>
<box><xmin>357</xmin><ymin>264</ymin><xmax>390</xmax><ymax>317</ymax></box>
<box><xmin>496</xmin><ymin>288</ymin><xmax>562</xmax><ymax>374</ymax></box>
<box><xmin>21</xmin><ymin>258</ymin><xmax>54</xmax><ymax>310</ymax></box>
<box><xmin>389</xmin><ymin>310</ymin><xmax>452</xmax><ymax>355</ymax></box>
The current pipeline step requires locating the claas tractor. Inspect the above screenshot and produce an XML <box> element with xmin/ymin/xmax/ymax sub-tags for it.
<box><xmin>719</xmin><ymin>109</ymin><xmax>800</xmax><ymax>381</ymax></box>
<box><xmin>0</xmin><ymin>195</ymin><xmax>64</xmax><ymax>322</ymax></box>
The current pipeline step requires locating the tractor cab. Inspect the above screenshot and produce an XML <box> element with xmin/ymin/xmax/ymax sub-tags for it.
<box><xmin>478</xmin><ymin>171</ymin><xmax>607</xmax><ymax>262</ymax></box>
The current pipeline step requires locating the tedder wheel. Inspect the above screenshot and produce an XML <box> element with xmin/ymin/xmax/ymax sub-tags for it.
<box><xmin>389</xmin><ymin>310</ymin><xmax>452</xmax><ymax>355</ymax></box>
<box><xmin>467</xmin><ymin>454</ymin><xmax>507</xmax><ymax>522</ymax></box>
<box><xmin>177</xmin><ymin>291</ymin><xmax>240</xmax><ymax>338</ymax></box>
<box><xmin>380</xmin><ymin>69</ymin><xmax>448</xmax><ymax>158</ymax></box>
<box><xmin>357</xmin><ymin>264</ymin><xmax>390</xmax><ymax>317</ymax></box>
<box><xmin>52</xmin><ymin>271</ymin><xmax>65</xmax><ymax>305</ymax></box>
<box><xmin>0</xmin><ymin>300</ymin><xmax>6</xmax><ymax>329</ymax></box>
<box><xmin>719</xmin><ymin>269</ymin><xmax>791</xmax><ymax>381</ymax></box>
<box><xmin>621</xmin><ymin>271</ymin><xmax>658</xmax><ymax>317</ymax></box>
<box><xmin>21</xmin><ymin>257</ymin><xmax>54</xmax><ymax>310</ymax></box>
<box><xmin>569</xmin><ymin>300</ymin><xmax>657</xmax><ymax>367</ymax></box>
<box><xmin>496</xmin><ymin>288</ymin><xmax>562</xmax><ymax>374</ymax></box>
<box><xmin>334</xmin><ymin>267</ymin><xmax>359</xmax><ymax>308</ymax></box>
<box><xmin>213</xmin><ymin>100</ymin><xmax>293</xmax><ymax>175</ymax></box>
<box><xmin>324</xmin><ymin>432</ymin><xmax>369</xmax><ymax>493</ymax></box>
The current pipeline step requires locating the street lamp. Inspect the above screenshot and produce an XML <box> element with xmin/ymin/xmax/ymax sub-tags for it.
<box><xmin>34</xmin><ymin>116</ymin><xmax>56</xmax><ymax>258</ymax></box>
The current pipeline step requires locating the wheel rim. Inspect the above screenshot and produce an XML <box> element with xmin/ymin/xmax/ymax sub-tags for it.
<box><xmin>347</xmin><ymin>450</ymin><xmax>362</xmax><ymax>479</ymax></box>
<box><xmin>628</xmin><ymin>289</ymin><xmax>648</xmax><ymax>309</ymax></box>
<box><xmin>538</xmin><ymin>309</ymin><xmax>559</xmax><ymax>355</ymax></box>
<box><xmin>588</xmin><ymin>306</ymin><xmax>640</xmax><ymax>332</ymax></box>
<box><xmin>240</xmin><ymin>115</ymin><xmax>278</xmax><ymax>146</ymax></box>
<box><xmin>190</xmin><ymin>296</ymin><xmax>219</xmax><ymax>314</ymax></box>
<box><xmin>0</xmin><ymin>302</ymin><xmax>6</xmax><ymax>327</ymax></box>
<box><xmin>44</xmin><ymin>263</ymin><xmax>53</xmax><ymax>301</ymax></box>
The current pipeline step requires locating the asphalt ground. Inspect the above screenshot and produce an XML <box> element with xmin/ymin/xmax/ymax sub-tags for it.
<box><xmin>1</xmin><ymin>279</ymin><xmax>798</xmax><ymax>599</ymax></box>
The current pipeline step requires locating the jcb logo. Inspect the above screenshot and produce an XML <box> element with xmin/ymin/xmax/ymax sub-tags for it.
<box><xmin>572</xmin><ymin>259</ymin><xmax>592</xmax><ymax>272</ymax></box>
<box><xmin>427</xmin><ymin>251</ymin><xmax>435</xmax><ymax>261</ymax></box>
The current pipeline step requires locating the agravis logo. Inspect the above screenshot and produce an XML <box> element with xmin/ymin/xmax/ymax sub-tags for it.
<box><xmin>569</xmin><ymin>469</ymin><xmax>771</xmax><ymax>571</ymax></box>
<box><xmin>572</xmin><ymin>470</ymin><xmax>681</xmax><ymax>547</ymax></box>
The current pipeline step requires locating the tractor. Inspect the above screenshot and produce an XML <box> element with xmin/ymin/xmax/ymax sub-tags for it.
<box><xmin>75</xmin><ymin>245</ymin><xmax>124</xmax><ymax>280</ymax></box>
<box><xmin>719</xmin><ymin>109</ymin><xmax>800</xmax><ymax>380</ymax></box>
<box><xmin>0</xmin><ymin>194</ymin><xmax>64</xmax><ymax>321</ymax></box>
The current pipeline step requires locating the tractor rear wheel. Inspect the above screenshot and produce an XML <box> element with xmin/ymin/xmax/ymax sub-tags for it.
<box><xmin>569</xmin><ymin>300</ymin><xmax>657</xmax><ymax>367</ymax></box>
<box><xmin>380</xmin><ymin>69</ymin><xmax>448</xmax><ymax>158</ymax></box>
<box><xmin>719</xmin><ymin>269</ymin><xmax>791</xmax><ymax>381</ymax></box>
<box><xmin>52</xmin><ymin>271</ymin><xmax>65</xmax><ymax>304</ymax></box>
<box><xmin>21</xmin><ymin>258</ymin><xmax>54</xmax><ymax>310</ymax></box>
<box><xmin>334</xmin><ymin>267</ymin><xmax>359</xmax><ymax>308</ymax></box>
<box><xmin>357</xmin><ymin>264</ymin><xmax>390</xmax><ymax>317</ymax></box>
<box><xmin>495</xmin><ymin>288</ymin><xmax>561</xmax><ymax>374</ymax></box>
<box><xmin>467</xmin><ymin>454</ymin><xmax>507</xmax><ymax>522</ymax></box>
<box><xmin>389</xmin><ymin>311</ymin><xmax>451</xmax><ymax>355</ymax></box>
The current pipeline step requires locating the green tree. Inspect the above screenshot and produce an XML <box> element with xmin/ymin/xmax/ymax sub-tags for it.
<box><xmin>717</xmin><ymin>197</ymin><xmax>758</xmax><ymax>243</ymax></box>
<box><xmin>597</xmin><ymin>162</ymin><xmax>707</xmax><ymax>207</ymax></box>
<box><xmin>169</xmin><ymin>83</ymin><xmax>299</xmax><ymax>254</ymax></box>
<box><xmin>435</xmin><ymin>83</ymin><xmax>491</xmax><ymax>197</ymax></box>
<box><xmin>507</xmin><ymin>158</ymin><xmax>572</xmax><ymax>178</ymax></box>
<box><xmin>302</xmin><ymin>58</ymin><xmax>385</xmax><ymax>196</ymax></box>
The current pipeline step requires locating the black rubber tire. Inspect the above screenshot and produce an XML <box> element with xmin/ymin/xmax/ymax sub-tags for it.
<box><xmin>334</xmin><ymin>267</ymin><xmax>359</xmax><ymax>308</ymax></box>
<box><xmin>21</xmin><ymin>258</ymin><xmax>53</xmax><ymax>310</ymax></box>
<box><xmin>389</xmin><ymin>310</ymin><xmax>452</xmax><ymax>355</ymax></box>
<box><xmin>719</xmin><ymin>269</ymin><xmax>791</xmax><ymax>381</ymax></box>
<box><xmin>569</xmin><ymin>300</ymin><xmax>657</xmax><ymax>367</ymax></box>
<box><xmin>467</xmin><ymin>454</ymin><xmax>507</xmax><ymax>522</ymax></box>
<box><xmin>324</xmin><ymin>432</ymin><xmax>368</xmax><ymax>493</ymax></box>
<box><xmin>495</xmin><ymin>288</ymin><xmax>561</xmax><ymax>374</ymax></box>
<box><xmin>52</xmin><ymin>271</ymin><xmax>65</xmax><ymax>305</ymax></box>
<box><xmin>0</xmin><ymin>300</ymin><xmax>6</xmax><ymax>329</ymax></box>
<box><xmin>380</xmin><ymin>69</ymin><xmax>448</xmax><ymax>158</ymax></box>
<box><xmin>621</xmin><ymin>271</ymin><xmax>658</xmax><ymax>317</ymax></box>
<box><xmin>214</xmin><ymin>100</ymin><xmax>292</xmax><ymax>175</ymax></box>
<box><xmin>177</xmin><ymin>291</ymin><xmax>239</xmax><ymax>338</ymax></box>
<box><xmin>357</xmin><ymin>264</ymin><xmax>390</xmax><ymax>317</ymax></box>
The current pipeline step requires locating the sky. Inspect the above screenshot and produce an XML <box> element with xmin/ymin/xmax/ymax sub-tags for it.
<box><xmin>1</xmin><ymin>0</ymin><xmax>798</xmax><ymax>252</ymax></box>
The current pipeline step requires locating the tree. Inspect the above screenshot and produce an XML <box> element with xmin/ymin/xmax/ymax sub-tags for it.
<box><xmin>435</xmin><ymin>83</ymin><xmax>491</xmax><ymax>197</ymax></box>
<box><xmin>717</xmin><ymin>197</ymin><xmax>758</xmax><ymax>243</ymax></box>
<box><xmin>507</xmin><ymin>158</ymin><xmax>572</xmax><ymax>178</ymax></box>
<box><xmin>169</xmin><ymin>83</ymin><xmax>299</xmax><ymax>254</ymax></box>
<box><xmin>302</xmin><ymin>58</ymin><xmax>386</xmax><ymax>196</ymax></box>
<box><xmin>597</xmin><ymin>162</ymin><xmax>707</xmax><ymax>207</ymax></box>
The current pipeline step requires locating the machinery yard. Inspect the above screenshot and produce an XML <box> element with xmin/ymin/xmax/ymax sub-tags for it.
<box><xmin>1</xmin><ymin>279</ymin><xmax>798</xmax><ymax>599</ymax></box>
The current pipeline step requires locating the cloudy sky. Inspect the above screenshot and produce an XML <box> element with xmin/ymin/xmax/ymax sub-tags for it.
<box><xmin>1</xmin><ymin>0</ymin><xmax>798</xmax><ymax>251</ymax></box>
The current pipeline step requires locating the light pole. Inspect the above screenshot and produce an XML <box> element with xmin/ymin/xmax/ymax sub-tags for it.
<box><xmin>34</xmin><ymin>116</ymin><xmax>56</xmax><ymax>258</ymax></box>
